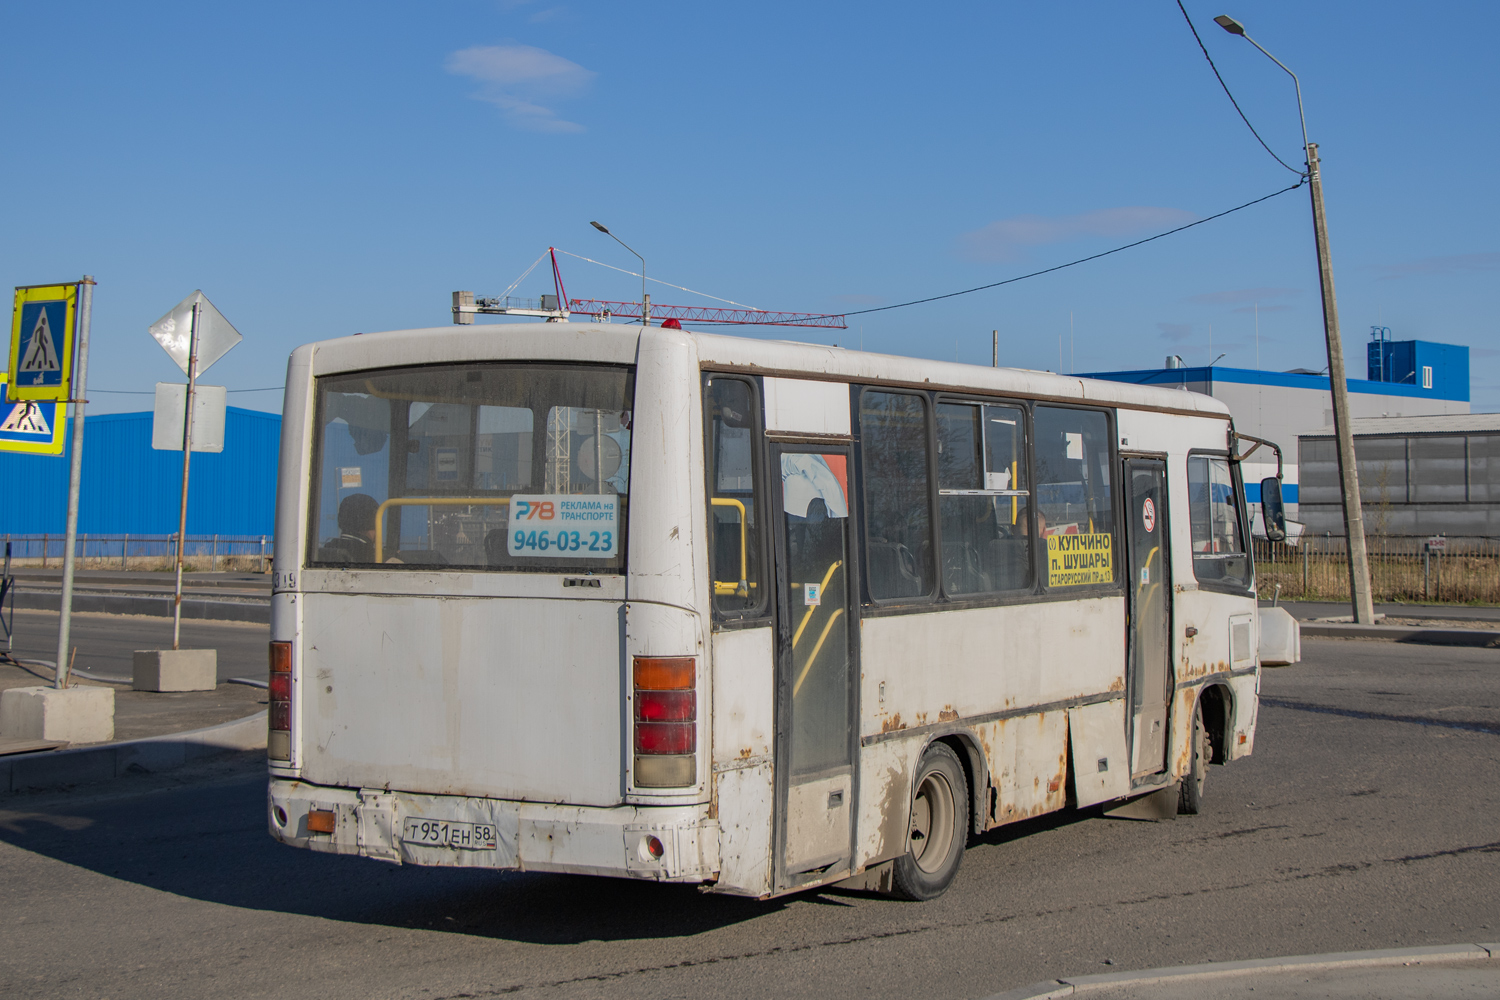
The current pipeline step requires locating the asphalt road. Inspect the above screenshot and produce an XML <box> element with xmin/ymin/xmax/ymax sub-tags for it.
<box><xmin>1</xmin><ymin>637</ymin><xmax>1497</xmax><ymax>1000</ymax></box>
<box><xmin>6</xmin><ymin>608</ymin><xmax>269</xmax><ymax>683</ymax></box>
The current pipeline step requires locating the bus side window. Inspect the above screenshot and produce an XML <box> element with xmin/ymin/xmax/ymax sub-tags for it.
<box><xmin>1034</xmin><ymin>407</ymin><xmax>1117</xmax><ymax>588</ymax></box>
<box><xmin>1188</xmin><ymin>455</ymin><xmax>1250</xmax><ymax>589</ymax></box>
<box><xmin>936</xmin><ymin>402</ymin><xmax>1032</xmax><ymax>595</ymax></box>
<box><xmin>861</xmin><ymin>390</ymin><xmax>935</xmax><ymax>601</ymax></box>
<box><xmin>706</xmin><ymin>377</ymin><xmax>766</xmax><ymax>617</ymax></box>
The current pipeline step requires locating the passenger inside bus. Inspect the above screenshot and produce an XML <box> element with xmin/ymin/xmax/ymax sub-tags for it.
<box><xmin>317</xmin><ymin>493</ymin><xmax>379</xmax><ymax>563</ymax></box>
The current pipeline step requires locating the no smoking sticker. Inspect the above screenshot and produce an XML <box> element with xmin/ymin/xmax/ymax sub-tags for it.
<box><xmin>1142</xmin><ymin>497</ymin><xmax>1156</xmax><ymax>533</ymax></box>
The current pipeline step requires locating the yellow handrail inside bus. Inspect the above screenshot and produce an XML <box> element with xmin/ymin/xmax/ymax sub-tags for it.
<box><xmin>793</xmin><ymin>608</ymin><xmax>845</xmax><ymax>697</ymax></box>
<box><xmin>1011</xmin><ymin>460</ymin><xmax>1018</xmax><ymax>525</ymax></box>
<box><xmin>710</xmin><ymin>497</ymin><xmax>749</xmax><ymax>597</ymax></box>
<box><xmin>791</xmin><ymin>559</ymin><xmax>843</xmax><ymax>648</ymax></box>
<box><xmin>373</xmin><ymin>497</ymin><xmax>511</xmax><ymax>563</ymax></box>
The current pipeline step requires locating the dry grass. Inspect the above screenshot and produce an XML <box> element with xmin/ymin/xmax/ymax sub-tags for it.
<box><xmin>1255</xmin><ymin>541</ymin><xmax>1500</xmax><ymax>604</ymax></box>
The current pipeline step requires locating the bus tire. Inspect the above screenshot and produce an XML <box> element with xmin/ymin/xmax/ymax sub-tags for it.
<box><xmin>892</xmin><ymin>743</ymin><xmax>968</xmax><ymax>901</ymax></box>
<box><xmin>1178</xmin><ymin>700</ymin><xmax>1209</xmax><ymax>815</ymax></box>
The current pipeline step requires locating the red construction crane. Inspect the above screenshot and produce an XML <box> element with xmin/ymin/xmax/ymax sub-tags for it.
<box><xmin>452</xmin><ymin>248</ymin><xmax>847</xmax><ymax>330</ymax></box>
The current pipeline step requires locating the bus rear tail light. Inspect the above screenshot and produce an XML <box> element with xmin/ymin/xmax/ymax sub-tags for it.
<box><xmin>268</xmin><ymin>641</ymin><xmax>292</xmax><ymax>761</ymax></box>
<box><xmin>632</xmin><ymin>656</ymin><xmax>696</xmax><ymax>788</ymax></box>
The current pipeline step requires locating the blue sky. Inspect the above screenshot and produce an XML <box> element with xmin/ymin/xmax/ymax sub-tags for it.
<box><xmin>4</xmin><ymin>1</ymin><xmax>1497</xmax><ymax>414</ymax></box>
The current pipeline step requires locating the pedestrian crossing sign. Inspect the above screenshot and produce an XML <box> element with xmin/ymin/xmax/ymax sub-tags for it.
<box><xmin>0</xmin><ymin>374</ymin><xmax>65</xmax><ymax>455</ymax></box>
<box><xmin>8</xmin><ymin>283</ymin><xmax>77</xmax><ymax>401</ymax></box>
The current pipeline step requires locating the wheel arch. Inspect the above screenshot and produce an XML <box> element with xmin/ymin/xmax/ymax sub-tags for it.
<box><xmin>924</xmin><ymin>730</ymin><xmax>987</xmax><ymax>837</ymax></box>
<box><xmin>1196</xmin><ymin>682</ymin><xmax>1233</xmax><ymax>765</ymax></box>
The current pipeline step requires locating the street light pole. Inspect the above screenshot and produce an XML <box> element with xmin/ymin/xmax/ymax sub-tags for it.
<box><xmin>589</xmin><ymin>222</ymin><xmax>650</xmax><ymax>326</ymax></box>
<box><xmin>1215</xmin><ymin>15</ymin><xmax>1375</xmax><ymax>624</ymax></box>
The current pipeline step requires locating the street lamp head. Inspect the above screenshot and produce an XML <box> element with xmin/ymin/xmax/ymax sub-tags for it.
<box><xmin>1213</xmin><ymin>15</ymin><xmax>1246</xmax><ymax>35</ymax></box>
<box><xmin>590</xmin><ymin>221</ymin><xmax>610</xmax><ymax>234</ymax></box>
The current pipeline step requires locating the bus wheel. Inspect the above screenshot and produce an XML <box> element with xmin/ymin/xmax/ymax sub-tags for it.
<box><xmin>1178</xmin><ymin>700</ymin><xmax>1209</xmax><ymax>815</ymax></box>
<box><xmin>892</xmin><ymin>743</ymin><xmax>968</xmax><ymax>900</ymax></box>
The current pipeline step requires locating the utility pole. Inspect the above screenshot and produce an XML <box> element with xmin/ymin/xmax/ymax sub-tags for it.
<box><xmin>1307</xmin><ymin>142</ymin><xmax>1374</xmax><ymax>623</ymax></box>
<box><xmin>1214</xmin><ymin>14</ymin><xmax>1375</xmax><ymax>625</ymax></box>
<box><xmin>992</xmin><ymin>330</ymin><xmax>998</xmax><ymax>367</ymax></box>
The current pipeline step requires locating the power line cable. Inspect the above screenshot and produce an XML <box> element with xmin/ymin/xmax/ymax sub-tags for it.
<box><xmin>838</xmin><ymin>179</ymin><xmax>1305</xmax><ymax>319</ymax></box>
<box><xmin>1174</xmin><ymin>0</ymin><xmax>1304</xmax><ymax>176</ymax></box>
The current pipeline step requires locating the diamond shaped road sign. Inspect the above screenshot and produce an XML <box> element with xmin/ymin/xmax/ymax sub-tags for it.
<box><xmin>149</xmin><ymin>290</ymin><xmax>242</xmax><ymax>378</ymax></box>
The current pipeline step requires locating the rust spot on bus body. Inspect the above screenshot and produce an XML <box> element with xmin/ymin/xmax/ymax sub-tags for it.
<box><xmin>871</xmin><ymin>763</ymin><xmax>909</xmax><ymax>860</ymax></box>
<box><xmin>938</xmin><ymin>706</ymin><xmax>960</xmax><ymax>722</ymax></box>
<box><xmin>738</xmin><ymin>747</ymin><xmax>753</xmax><ymax>759</ymax></box>
<box><xmin>881</xmin><ymin>713</ymin><xmax>906</xmax><ymax>734</ymax></box>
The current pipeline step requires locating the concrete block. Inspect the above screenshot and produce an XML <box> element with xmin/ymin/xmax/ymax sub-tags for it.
<box><xmin>133</xmin><ymin>649</ymin><xmax>217</xmax><ymax>692</ymax></box>
<box><xmin>1258</xmin><ymin>606</ymin><xmax>1301</xmax><ymax>666</ymax></box>
<box><xmin>0</xmin><ymin>686</ymin><xmax>115</xmax><ymax>744</ymax></box>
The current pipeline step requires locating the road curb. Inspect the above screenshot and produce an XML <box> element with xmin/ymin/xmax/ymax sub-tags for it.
<box><xmin>1300</xmin><ymin>621</ymin><xmax>1499</xmax><ymax>646</ymax></box>
<box><xmin>0</xmin><ymin>710</ymin><xmax>267</xmax><ymax>794</ymax></box>
<box><xmin>980</xmin><ymin>943</ymin><xmax>1496</xmax><ymax>999</ymax></box>
<box><xmin>14</xmin><ymin>588</ymin><xmax>269</xmax><ymax>624</ymax></box>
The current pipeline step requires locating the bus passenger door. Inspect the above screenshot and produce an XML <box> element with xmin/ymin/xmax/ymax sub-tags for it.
<box><xmin>771</xmin><ymin>445</ymin><xmax>858</xmax><ymax>889</ymax></box>
<box><xmin>1124</xmin><ymin>457</ymin><xmax>1171</xmax><ymax>778</ymax></box>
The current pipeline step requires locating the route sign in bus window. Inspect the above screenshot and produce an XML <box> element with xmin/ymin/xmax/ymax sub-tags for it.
<box><xmin>860</xmin><ymin>391</ymin><xmax>935</xmax><ymax>601</ymax></box>
<box><xmin>308</xmin><ymin>363</ymin><xmax>633</xmax><ymax>572</ymax></box>
<box><xmin>1034</xmin><ymin>407</ymin><xmax>1116</xmax><ymax>588</ymax></box>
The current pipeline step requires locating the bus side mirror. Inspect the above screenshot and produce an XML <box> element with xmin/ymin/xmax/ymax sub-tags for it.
<box><xmin>1260</xmin><ymin>477</ymin><xmax>1287</xmax><ymax>542</ymax></box>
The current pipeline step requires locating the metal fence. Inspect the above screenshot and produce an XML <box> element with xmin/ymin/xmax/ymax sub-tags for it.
<box><xmin>1253</xmin><ymin>537</ymin><xmax>1500</xmax><ymax>604</ymax></box>
<box><xmin>1</xmin><ymin>534</ymin><xmax>272</xmax><ymax>573</ymax></box>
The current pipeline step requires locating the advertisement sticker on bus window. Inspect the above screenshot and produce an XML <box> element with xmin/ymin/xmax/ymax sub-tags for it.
<box><xmin>340</xmin><ymin>467</ymin><xmax>362</xmax><ymax>489</ymax></box>
<box><xmin>435</xmin><ymin>448</ymin><xmax>459</xmax><ymax>481</ymax></box>
<box><xmin>508</xmin><ymin>494</ymin><xmax>619</xmax><ymax>558</ymax></box>
<box><xmin>804</xmin><ymin>582</ymin><xmax>822</xmax><ymax>606</ymax></box>
<box><xmin>1047</xmin><ymin>533</ymin><xmax>1112</xmax><ymax>587</ymax></box>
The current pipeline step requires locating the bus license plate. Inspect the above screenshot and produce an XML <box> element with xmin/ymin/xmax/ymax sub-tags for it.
<box><xmin>401</xmin><ymin>817</ymin><xmax>497</xmax><ymax>850</ymax></box>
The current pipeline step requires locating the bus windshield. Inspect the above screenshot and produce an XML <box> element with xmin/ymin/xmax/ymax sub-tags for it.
<box><xmin>308</xmin><ymin>363</ymin><xmax>634</xmax><ymax>572</ymax></box>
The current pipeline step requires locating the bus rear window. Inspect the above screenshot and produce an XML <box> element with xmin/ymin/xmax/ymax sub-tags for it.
<box><xmin>308</xmin><ymin>363</ymin><xmax>634</xmax><ymax>572</ymax></box>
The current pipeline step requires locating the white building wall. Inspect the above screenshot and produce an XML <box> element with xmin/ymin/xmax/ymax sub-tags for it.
<box><xmin>1204</xmin><ymin>381</ymin><xmax>1466</xmax><ymax>520</ymax></box>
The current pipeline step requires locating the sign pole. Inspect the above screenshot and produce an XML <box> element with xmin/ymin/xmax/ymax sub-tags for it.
<box><xmin>171</xmin><ymin>300</ymin><xmax>201</xmax><ymax>651</ymax></box>
<box><xmin>54</xmin><ymin>276</ymin><xmax>94</xmax><ymax>689</ymax></box>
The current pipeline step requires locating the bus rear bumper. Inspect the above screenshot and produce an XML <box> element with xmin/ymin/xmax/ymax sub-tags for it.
<box><xmin>268</xmin><ymin>778</ymin><xmax>720</xmax><ymax>882</ymax></box>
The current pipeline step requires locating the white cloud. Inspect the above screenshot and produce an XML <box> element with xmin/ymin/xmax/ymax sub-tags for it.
<box><xmin>445</xmin><ymin>44</ymin><xmax>595</xmax><ymax>133</ymax></box>
<box><xmin>1186</xmin><ymin>286</ymin><xmax>1300</xmax><ymax>305</ymax></box>
<box><xmin>1372</xmin><ymin>252</ymin><xmax>1500</xmax><ymax>280</ymax></box>
<box><xmin>957</xmin><ymin>206</ymin><xmax>1197</xmax><ymax>262</ymax></box>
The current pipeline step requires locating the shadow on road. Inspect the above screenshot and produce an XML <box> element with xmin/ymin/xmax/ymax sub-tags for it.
<box><xmin>0</xmin><ymin>766</ymin><xmax>785</xmax><ymax>944</ymax></box>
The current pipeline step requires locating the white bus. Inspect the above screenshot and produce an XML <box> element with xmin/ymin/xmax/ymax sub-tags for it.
<box><xmin>267</xmin><ymin>323</ymin><xmax>1281</xmax><ymax>900</ymax></box>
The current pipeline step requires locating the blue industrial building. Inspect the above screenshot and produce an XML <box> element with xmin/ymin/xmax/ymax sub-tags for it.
<box><xmin>0</xmin><ymin>406</ymin><xmax>280</xmax><ymax>536</ymax></box>
<box><xmin>1082</xmin><ymin>336</ymin><xmax>1470</xmax><ymax>532</ymax></box>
